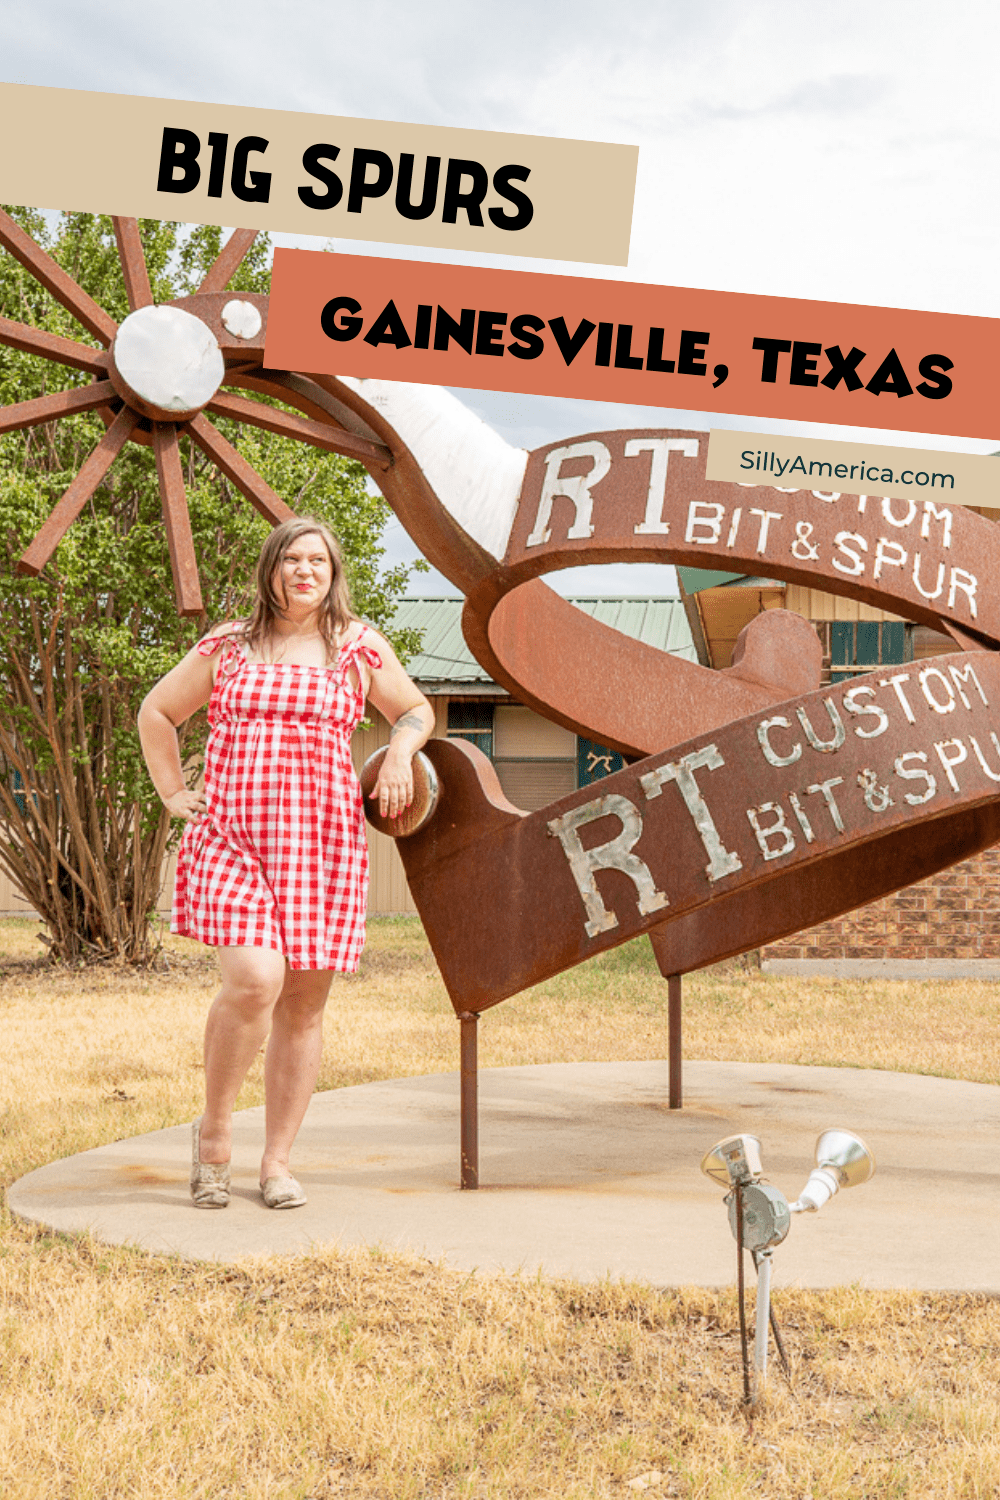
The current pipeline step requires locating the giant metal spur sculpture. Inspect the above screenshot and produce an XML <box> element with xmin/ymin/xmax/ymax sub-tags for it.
<box><xmin>4</xmin><ymin>216</ymin><xmax>1000</xmax><ymax>1187</ymax></box>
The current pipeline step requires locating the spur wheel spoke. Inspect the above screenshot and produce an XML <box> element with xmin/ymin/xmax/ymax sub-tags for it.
<box><xmin>0</xmin><ymin>315</ymin><xmax>109</xmax><ymax>375</ymax></box>
<box><xmin>198</xmin><ymin>229</ymin><xmax>260</xmax><ymax>294</ymax></box>
<box><xmin>223</xmin><ymin>368</ymin><xmax>391</xmax><ymax>454</ymax></box>
<box><xmin>206</xmin><ymin>389</ymin><xmax>391</xmax><ymax>469</ymax></box>
<box><xmin>18</xmin><ymin>407</ymin><xmax>138</xmax><ymax>575</ymax></box>
<box><xmin>153</xmin><ymin>423</ymin><xmax>203</xmax><ymax>617</ymax></box>
<box><xmin>186</xmin><ymin>413</ymin><xmax>295</xmax><ymax>526</ymax></box>
<box><xmin>0</xmin><ymin>208</ymin><xmax>117</xmax><ymax>346</ymax></box>
<box><xmin>0</xmin><ymin>380</ymin><xmax>117</xmax><ymax>434</ymax></box>
<box><xmin>112</xmin><ymin>218</ymin><xmax>153</xmax><ymax>310</ymax></box>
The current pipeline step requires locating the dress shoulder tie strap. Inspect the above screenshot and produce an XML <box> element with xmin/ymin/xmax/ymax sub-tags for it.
<box><xmin>196</xmin><ymin>630</ymin><xmax>246</xmax><ymax>676</ymax></box>
<box><xmin>339</xmin><ymin>623</ymin><xmax>383</xmax><ymax>674</ymax></box>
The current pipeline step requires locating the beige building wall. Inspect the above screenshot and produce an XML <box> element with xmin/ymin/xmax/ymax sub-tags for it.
<box><xmin>0</xmin><ymin>865</ymin><xmax>34</xmax><ymax>917</ymax></box>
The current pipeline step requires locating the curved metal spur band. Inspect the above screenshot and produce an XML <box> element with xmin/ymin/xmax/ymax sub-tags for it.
<box><xmin>393</xmin><ymin>651</ymin><xmax>1000</xmax><ymax>1011</ymax></box>
<box><xmin>292</xmin><ymin>391</ymin><xmax>1000</xmax><ymax>1009</ymax></box>
<box><xmin>461</xmin><ymin>428</ymin><xmax>1000</xmax><ymax>758</ymax></box>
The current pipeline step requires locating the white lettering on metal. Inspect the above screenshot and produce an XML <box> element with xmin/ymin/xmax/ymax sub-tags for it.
<box><xmin>684</xmin><ymin>501</ymin><xmax>726</xmax><ymax>546</ymax></box>
<box><xmin>873</xmin><ymin>537</ymin><xmax>907</xmax><ymax>581</ymax></box>
<box><xmin>747</xmin><ymin>802</ymin><xmax>796</xmax><ymax>860</ymax></box>
<box><xmin>949</xmin><ymin>662</ymin><xmax>989</xmax><ymax>710</ymax></box>
<box><xmin>626</xmin><ymin>437</ymin><xmax>698</xmax><ymax>536</ymax></box>
<box><xmin>921</xmin><ymin>500</ymin><xmax>953</xmax><ymax>549</ymax></box>
<box><xmin>842</xmin><ymin>685</ymin><xmax>889</xmax><ymax>739</ymax></box>
<box><xmin>547</xmin><ymin>794</ymin><xmax>668</xmax><ymax>938</ymax></box>
<box><xmin>882</xmin><ymin>495</ymin><xmax>918</xmax><ymax>528</ymax></box>
<box><xmin>893</xmin><ymin>756</ymin><xmax>941</xmax><ymax>804</ymax></box>
<box><xmin>805</xmin><ymin>777</ymin><xmax>845</xmax><ymax>832</ymax></box>
<box><xmin>948</xmin><ymin>568</ymin><xmax>978</xmax><ymax>619</ymax></box>
<box><xmin>970</xmin><ymin>733</ymin><xmax>1000</xmax><ymax>781</ymax></box>
<box><xmin>912</xmin><ymin>553</ymin><xmax>946</xmax><ymax>601</ymax></box>
<box><xmin>919</xmin><ymin>666</ymin><xmax>956</xmax><ymax>714</ymax></box>
<box><xmin>833</xmin><ymin>531</ymin><xmax>867</xmax><ymax>576</ymax></box>
<box><xmin>894</xmin><ymin>751</ymin><xmax>937</xmax><ymax>804</ymax></box>
<box><xmin>526</xmin><ymin>441</ymin><xmax>612</xmax><ymax>547</ymax></box>
<box><xmin>749</xmin><ymin>508</ymin><xmax>782</xmax><ymax>553</ymax></box>
<box><xmin>857</xmin><ymin>768</ymin><xmax>894</xmax><ymax>812</ymax></box>
<box><xmin>756</xmin><ymin>716</ymin><xmax>802</xmax><ymax>767</ymax></box>
<box><xmin>796</xmin><ymin>698</ymin><xmax>846</xmax><ymax>753</ymax></box>
<box><xmin>788</xmin><ymin>791</ymin><xmax>815</xmax><ymax>842</ymax></box>
<box><xmin>640</xmin><ymin>744</ymin><xmax>743</xmax><ymax>883</ymax></box>
<box><xmin>934</xmin><ymin>738</ymin><xmax>968</xmax><ymax>792</ymax></box>
<box><xmin>879</xmin><ymin>673</ymin><xmax>917</xmax><ymax>724</ymax></box>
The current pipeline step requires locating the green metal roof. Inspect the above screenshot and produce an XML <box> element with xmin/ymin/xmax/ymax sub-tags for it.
<box><xmin>392</xmin><ymin>596</ymin><xmax>697</xmax><ymax>689</ymax></box>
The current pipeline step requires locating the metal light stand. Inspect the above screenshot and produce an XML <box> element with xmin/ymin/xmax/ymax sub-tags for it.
<box><xmin>701</xmin><ymin>1129</ymin><xmax>875</xmax><ymax>1405</ymax></box>
<box><xmin>752</xmin><ymin>1248</ymin><xmax>773</xmax><ymax>1385</ymax></box>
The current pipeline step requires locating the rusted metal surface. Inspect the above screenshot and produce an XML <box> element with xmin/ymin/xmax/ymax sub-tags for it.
<box><xmin>0</xmin><ymin>207</ymin><xmax>116</xmax><ymax>345</ymax></box>
<box><xmin>465</xmin><ymin>585</ymin><xmax>823</xmax><ymax>759</ymax></box>
<box><xmin>0</xmin><ymin>219</ymin><xmax>392</xmax><ymax>599</ymax></box>
<box><xmin>459</xmin><ymin>1012</ymin><xmax>480</xmax><ymax>1190</ymax></box>
<box><xmin>395</xmin><ymin>651</ymin><xmax>1000</xmax><ymax>1011</ymax></box>
<box><xmin>0</xmin><ymin>380</ymin><xmax>116</xmax><ymax>434</ymax></box>
<box><xmin>112</xmin><ymin>218</ymin><xmax>153</xmax><ymax>312</ymax></box>
<box><xmin>18</xmin><ymin>406</ymin><xmax>138</xmax><ymax>575</ymax></box>
<box><xmin>197</xmin><ymin>229</ymin><xmax>259</xmax><ymax>296</ymax></box>
<box><xmin>462</xmin><ymin>430</ymin><xmax>999</xmax><ymax>758</ymax></box>
<box><xmin>5</xmin><ymin>212</ymin><xmax>1000</xmax><ymax>1183</ymax></box>
<box><xmin>668</xmin><ymin>975</ymin><xmax>682</xmax><ymax>1110</ymax></box>
<box><xmin>152</xmin><ymin>423</ymin><xmax>203</xmax><ymax>618</ymax></box>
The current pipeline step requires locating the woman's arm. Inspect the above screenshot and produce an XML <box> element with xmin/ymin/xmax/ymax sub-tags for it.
<box><xmin>363</xmin><ymin>634</ymin><xmax>435</xmax><ymax>821</ymax></box>
<box><xmin>137</xmin><ymin>640</ymin><xmax>220</xmax><ymax>819</ymax></box>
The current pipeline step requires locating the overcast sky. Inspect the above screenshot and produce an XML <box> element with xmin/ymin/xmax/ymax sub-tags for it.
<box><xmin>3</xmin><ymin>0</ymin><xmax>998</xmax><ymax>594</ymax></box>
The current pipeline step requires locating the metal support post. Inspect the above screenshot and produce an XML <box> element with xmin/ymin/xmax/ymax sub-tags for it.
<box><xmin>668</xmin><ymin>973</ymin><xmax>682</xmax><ymax>1108</ymax></box>
<box><xmin>754</xmin><ymin>1249</ymin><xmax>773</xmax><ymax>1389</ymax></box>
<box><xmin>458</xmin><ymin>1011</ymin><xmax>479</xmax><ymax>1190</ymax></box>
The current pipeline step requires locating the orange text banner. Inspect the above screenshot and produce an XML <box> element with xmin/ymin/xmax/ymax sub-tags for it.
<box><xmin>266</xmin><ymin>250</ymin><xmax>1000</xmax><ymax>441</ymax></box>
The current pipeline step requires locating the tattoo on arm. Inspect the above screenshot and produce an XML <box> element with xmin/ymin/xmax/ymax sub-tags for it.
<box><xmin>390</xmin><ymin>709</ymin><xmax>426</xmax><ymax>739</ymax></box>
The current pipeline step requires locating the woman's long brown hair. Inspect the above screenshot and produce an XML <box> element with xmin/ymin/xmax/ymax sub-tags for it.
<box><xmin>230</xmin><ymin>517</ymin><xmax>357</xmax><ymax>661</ymax></box>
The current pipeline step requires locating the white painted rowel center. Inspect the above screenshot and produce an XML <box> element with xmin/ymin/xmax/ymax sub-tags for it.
<box><xmin>221</xmin><ymin>299</ymin><xmax>263</xmax><ymax>339</ymax></box>
<box><xmin>114</xmin><ymin>305</ymin><xmax>225</xmax><ymax>414</ymax></box>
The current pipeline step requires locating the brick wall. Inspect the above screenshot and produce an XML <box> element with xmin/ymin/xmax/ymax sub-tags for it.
<box><xmin>762</xmin><ymin>846</ymin><xmax>1000</xmax><ymax>962</ymax></box>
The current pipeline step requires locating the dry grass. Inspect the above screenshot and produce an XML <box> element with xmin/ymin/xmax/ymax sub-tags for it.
<box><xmin>2</xmin><ymin>916</ymin><xmax>1000</xmax><ymax>1497</ymax></box>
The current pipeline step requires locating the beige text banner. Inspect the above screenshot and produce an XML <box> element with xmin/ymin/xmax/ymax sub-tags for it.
<box><xmin>707</xmin><ymin>428</ymin><xmax>999</xmax><ymax>508</ymax></box>
<box><xmin>0</xmin><ymin>83</ymin><xmax>638</xmax><ymax>265</ymax></box>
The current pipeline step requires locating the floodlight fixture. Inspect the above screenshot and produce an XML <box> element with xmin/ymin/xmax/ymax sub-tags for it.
<box><xmin>789</xmin><ymin>1129</ymin><xmax>876</xmax><ymax>1214</ymax></box>
<box><xmin>700</xmin><ymin>1124</ymin><xmax>876</xmax><ymax>1403</ymax></box>
<box><xmin>699</xmin><ymin>1133</ymin><xmax>763</xmax><ymax>1188</ymax></box>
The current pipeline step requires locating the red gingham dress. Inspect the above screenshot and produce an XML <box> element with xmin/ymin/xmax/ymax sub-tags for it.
<box><xmin>171</xmin><ymin>626</ymin><xmax>382</xmax><ymax>972</ymax></box>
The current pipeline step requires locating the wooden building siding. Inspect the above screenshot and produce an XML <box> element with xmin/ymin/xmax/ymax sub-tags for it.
<box><xmin>783</xmin><ymin>584</ymin><xmax>903</xmax><ymax>624</ymax></box>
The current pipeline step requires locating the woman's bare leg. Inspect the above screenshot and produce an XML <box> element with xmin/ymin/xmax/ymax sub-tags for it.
<box><xmin>198</xmin><ymin>946</ymin><xmax>288</xmax><ymax>1164</ymax></box>
<box><xmin>259</xmin><ymin>968</ymin><xmax>334</xmax><ymax>1183</ymax></box>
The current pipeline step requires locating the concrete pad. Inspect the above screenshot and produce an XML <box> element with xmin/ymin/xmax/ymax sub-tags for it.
<box><xmin>8</xmin><ymin>1061</ymin><xmax>1000</xmax><ymax>1290</ymax></box>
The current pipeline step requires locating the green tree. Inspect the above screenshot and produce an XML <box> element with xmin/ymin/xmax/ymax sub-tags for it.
<box><xmin>0</xmin><ymin>208</ymin><xmax>422</xmax><ymax>965</ymax></box>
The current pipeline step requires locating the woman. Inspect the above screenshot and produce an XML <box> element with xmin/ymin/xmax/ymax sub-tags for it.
<box><xmin>138</xmin><ymin>517</ymin><xmax>433</xmax><ymax>1210</ymax></box>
